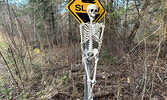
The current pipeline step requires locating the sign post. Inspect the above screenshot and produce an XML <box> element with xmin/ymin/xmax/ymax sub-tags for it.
<box><xmin>66</xmin><ymin>0</ymin><xmax>106</xmax><ymax>100</ymax></box>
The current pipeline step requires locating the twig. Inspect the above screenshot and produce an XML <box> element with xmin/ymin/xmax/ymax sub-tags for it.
<box><xmin>141</xmin><ymin>39</ymin><xmax>147</xmax><ymax>100</ymax></box>
<box><xmin>149</xmin><ymin>33</ymin><xmax>163</xmax><ymax>100</ymax></box>
<box><xmin>156</xmin><ymin>73</ymin><xmax>163</xmax><ymax>83</ymax></box>
<box><xmin>130</xmin><ymin>26</ymin><xmax>161</xmax><ymax>53</ymax></box>
<box><xmin>0</xmin><ymin>51</ymin><xmax>20</xmax><ymax>89</ymax></box>
<box><xmin>8</xmin><ymin>45</ymin><xmax>25</xmax><ymax>89</ymax></box>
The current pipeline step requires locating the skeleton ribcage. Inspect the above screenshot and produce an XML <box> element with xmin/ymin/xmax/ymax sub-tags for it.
<box><xmin>82</xmin><ymin>23</ymin><xmax>90</xmax><ymax>43</ymax></box>
<box><xmin>82</xmin><ymin>23</ymin><xmax>102</xmax><ymax>43</ymax></box>
<box><xmin>92</xmin><ymin>24</ymin><xmax>102</xmax><ymax>42</ymax></box>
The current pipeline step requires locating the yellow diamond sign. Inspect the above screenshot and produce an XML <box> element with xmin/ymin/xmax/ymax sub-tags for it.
<box><xmin>66</xmin><ymin>0</ymin><xmax>107</xmax><ymax>24</ymax></box>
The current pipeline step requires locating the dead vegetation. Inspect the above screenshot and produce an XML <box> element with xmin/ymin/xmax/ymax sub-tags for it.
<box><xmin>0</xmin><ymin>0</ymin><xmax>167</xmax><ymax>100</ymax></box>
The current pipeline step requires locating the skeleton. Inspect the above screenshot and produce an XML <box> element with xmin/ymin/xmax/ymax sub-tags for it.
<box><xmin>80</xmin><ymin>4</ymin><xmax>105</xmax><ymax>100</ymax></box>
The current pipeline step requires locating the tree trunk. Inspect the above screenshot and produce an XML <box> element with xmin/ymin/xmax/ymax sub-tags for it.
<box><xmin>127</xmin><ymin>0</ymin><xmax>150</xmax><ymax>44</ymax></box>
<box><xmin>161</xmin><ymin>4</ymin><xmax>167</xmax><ymax>58</ymax></box>
<box><xmin>68</xmin><ymin>12</ymin><xmax>73</xmax><ymax>44</ymax></box>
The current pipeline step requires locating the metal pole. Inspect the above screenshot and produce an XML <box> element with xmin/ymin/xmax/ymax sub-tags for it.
<box><xmin>85</xmin><ymin>70</ymin><xmax>88</xmax><ymax>100</ymax></box>
<box><xmin>84</xmin><ymin>41</ymin><xmax>90</xmax><ymax>100</ymax></box>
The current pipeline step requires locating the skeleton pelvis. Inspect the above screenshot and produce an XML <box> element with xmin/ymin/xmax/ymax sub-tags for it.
<box><xmin>85</xmin><ymin>49</ymin><xmax>99</xmax><ymax>59</ymax></box>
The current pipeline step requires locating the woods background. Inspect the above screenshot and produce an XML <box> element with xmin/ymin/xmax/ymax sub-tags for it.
<box><xmin>0</xmin><ymin>0</ymin><xmax>166</xmax><ymax>99</ymax></box>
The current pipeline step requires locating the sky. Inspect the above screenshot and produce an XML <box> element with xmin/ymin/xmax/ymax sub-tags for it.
<box><xmin>8</xmin><ymin>0</ymin><xmax>28</xmax><ymax>5</ymax></box>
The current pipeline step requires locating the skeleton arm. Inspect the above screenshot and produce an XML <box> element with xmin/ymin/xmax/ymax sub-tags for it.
<box><xmin>98</xmin><ymin>23</ymin><xmax>105</xmax><ymax>51</ymax></box>
<box><xmin>80</xmin><ymin>23</ymin><xmax>85</xmax><ymax>64</ymax></box>
<box><xmin>80</xmin><ymin>23</ymin><xmax>84</xmax><ymax>53</ymax></box>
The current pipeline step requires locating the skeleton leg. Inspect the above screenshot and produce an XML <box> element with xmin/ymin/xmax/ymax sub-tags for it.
<box><xmin>86</xmin><ymin>53</ymin><xmax>98</xmax><ymax>99</ymax></box>
<box><xmin>88</xmin><ymin>56</ymin><xmax>99</xmax><ymax>100</ymax></box>
<box><xmin>83</xmin><ymin>57</ymin><xmax>91</xmax><ymax>83</ymax></box>
<box><xmin>88</xmin><ymin>83</ymin><xmax>95</xmax><ymax>100</ymax></box>
<box><xmin>93</xmin><ymin>57</ymin><xmax>99</xmax><ymax>83</ymax></box>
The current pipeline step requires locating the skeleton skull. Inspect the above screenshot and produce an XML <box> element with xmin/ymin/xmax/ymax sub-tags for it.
<box><xmin>87</xmin><ymin>4</ymin><xmax>98</xmax><ymax>22</ymax></box>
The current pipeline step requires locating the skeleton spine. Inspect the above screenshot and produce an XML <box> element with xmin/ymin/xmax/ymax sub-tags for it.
<box><xmin>88</xmin><ymin>23</ymin><xmax>93</xmax><ymax>54</ymax></box>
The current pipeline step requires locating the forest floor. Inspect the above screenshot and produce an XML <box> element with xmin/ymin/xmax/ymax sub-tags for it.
<box><xmin>56</xmin><ymin>60</ymin><xmax>167</xmax><ymax>100</ymax></box>
<box><xmin>0</xmin><ymin>37</ymin><xmax>166</xmax><ymax>99</ymax></box>
<box><xmin>48</xmin><ymin>43</ymin><xmax>167</xmax><ymax>100</ymax></box>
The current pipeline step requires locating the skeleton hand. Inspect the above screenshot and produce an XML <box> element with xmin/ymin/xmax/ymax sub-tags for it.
<box><xmin>100</xmin><ymin>23</ymin><xmax>105</xmax><ymax>28</ymax></box>
<box><xmin>80</xmin><ymin>23</ymin><xmax>85</xmax><ymax>27</ymax></box>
